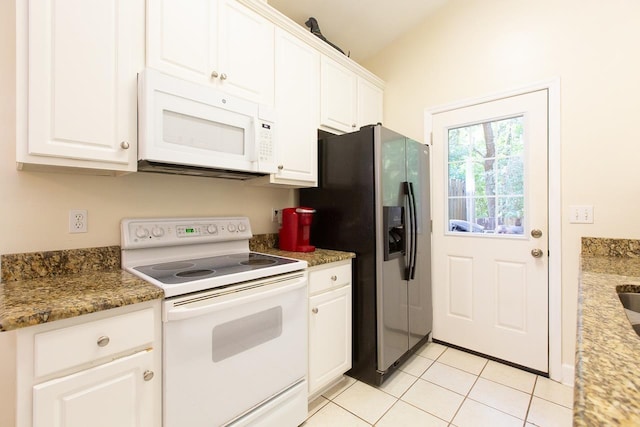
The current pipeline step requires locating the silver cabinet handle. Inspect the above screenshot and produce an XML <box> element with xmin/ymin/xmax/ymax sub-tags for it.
<box><xmin>97</xmin><ymin>336</ymin><xmax>110</xmax><ymax>347</ymax></box>
<box><xmin>211</xmin><ymin>71</ymin><xmax>219</xmax><ymax>79</ymax></box>
<box><xmin>220</xmin><ymin>73</ymin><xmax>227</xmax><ymax>80</ymax></box>
<box><xmin>531</xmin><ymin>229</ymin><xmax>543</xmax><ymax>238</ymax></box>
<box><xmin>331</xmin><ymin>275</ymin><xmax>337</xmax><ymax>281</ymax></box>
<box><xmin>531</xmin><ymin>248</ymin><xmax>544</xmax><ymax>258</ymax></box>
<box><xmin>143</xmin><ymin>370</ymin><xmax>154</xmax><ymax>381</ymax></box>
<box><xmin>120</xmin><ymin>141</ymin><xmax>130</xmax><ymax>150</ymax></box>
<box><xmin>312</xmin><ymin>307</ymin><xmax>318</xmax><ymax>314</ymax></box>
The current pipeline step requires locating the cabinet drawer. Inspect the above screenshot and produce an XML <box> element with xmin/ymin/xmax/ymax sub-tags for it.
<box><xmin>34</xmin><ymin>308</ymin><xmax>155</xmax><ymax>378</ymax></box>
<box><xmin>309</xmin><ymin>263</ymin><xmax>351</xmax><ymax>295</ymax></box>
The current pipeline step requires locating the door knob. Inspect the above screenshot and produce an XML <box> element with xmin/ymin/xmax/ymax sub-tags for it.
<box><xmin>120</xmin><ymin>141</ymin><xmax>130</xmax><ymax>150</ymax></box>
<box><xmin>531</xmin><ymin>248</ymin><xmax>544</xmax><ymax>258</ymax></box>
<box><xmin>531</xmin><ymin>229</ymin><xmax>543</xmax><ymax>238</ymax></box>
<box><xmin>143</xmin><ymin>370</ymin><xmax>154</xmax><ymax>381</ymax></box>
<box><xmin>312</xmin><ymin>307</ymin><xmax>318</xmax><ymax>314</ymax></box>
<box><xmin>211</xmin><ymin>71</ymin><xmax>219</xmax><ymax>79</ymax></box>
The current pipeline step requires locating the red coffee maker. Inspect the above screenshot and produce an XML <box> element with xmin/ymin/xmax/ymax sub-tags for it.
<box><xmin>279</xmin><ymin>207</ymin><xmax>316</xmax><ymax>252</ymax></box>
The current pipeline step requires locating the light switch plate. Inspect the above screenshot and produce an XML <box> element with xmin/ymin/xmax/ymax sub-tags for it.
<box><xmin>569</xmin><ymin>205</ymin><xmax>593</xmax><ymax>224</ymax></box>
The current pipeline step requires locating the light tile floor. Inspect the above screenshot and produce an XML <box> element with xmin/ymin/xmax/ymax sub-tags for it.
<box><xmin>303</xmin><ymin>342</ymin><xmax>573</xmax><ymax>427</ymax></box>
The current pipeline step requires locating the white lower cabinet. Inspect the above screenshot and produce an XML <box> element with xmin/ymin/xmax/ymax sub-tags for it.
<box><xmin>0</xmin><ymin>300</ymin><xmax>162</xmax><ymax>427</ymax></box>
<box><xmin>33</xmin><ymin>350</ymin><xmax>155</xmax><ymax>427</ymax></box>
<box><xmin>307</xmin><ymin>260</ymin><xmax>352</xmax><ymax>397</ymax></box>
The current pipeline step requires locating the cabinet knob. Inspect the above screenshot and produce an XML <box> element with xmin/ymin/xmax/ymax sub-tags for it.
<box><xmin>143</xmin><ymin>370</ymin><xmax>154</xmax><ymax>382</ymax></box>
<box><xmin>220</xmin><ymin>73</ymin><xmax>228</xmax><ymax>80</ymax></box>
<box><xmin>531</xmin><ymin>248</ymin><xmax>544</xmax><ymax>258</ymax></box>
<box><xmin>351</xmin><ymin>124</ymin><xmax>357</xmax><ymax>128</ymax></box>
<box><xmin>97</xmin><ymin>336</ymin><xmax>110</xmax><ymax>347</ymax></box>
<box><xmin>277</xmin><ymin>165</ymin><xmax>284</xmax><ymax>170</ymax></box>
<box><xmin>331</xmin><ymin>275</ymin><xmax>337</xmax><ymax>281</ymax></box>
<box><xmin>312</xmin><ymin>307</ymin><xmax>319</xmax><ymax>314</ymax></box>
<box><xmin>211</xmin><ymin>71</ymin><xmax>219</xmax><ymax>79</ymax></box>
<box><xmin>120</xmin><ymin>141</ymin><xmax>130</xmax><ymax>150</ymax></box>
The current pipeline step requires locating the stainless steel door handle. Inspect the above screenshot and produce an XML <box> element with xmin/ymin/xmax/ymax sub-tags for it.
<box><xmin>531</xmin><ymin>248</ymin><xmax>544</xmax><ymax>258</ymax></box>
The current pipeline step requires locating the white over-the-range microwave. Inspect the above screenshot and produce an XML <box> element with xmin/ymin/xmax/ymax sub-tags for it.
<box><xmin>137</xmin><ymin>68</ymin><xmax>277</xmax><ymax>179</ymax></box>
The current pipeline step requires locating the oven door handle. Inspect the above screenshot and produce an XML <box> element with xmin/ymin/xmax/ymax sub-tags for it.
<box><xmin>164</xmin><ymin>275</ymin><xmax>307</xmax><ymax>322</ymax></box>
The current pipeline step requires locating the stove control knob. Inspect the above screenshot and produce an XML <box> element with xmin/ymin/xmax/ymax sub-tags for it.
<box><xmin>207</xmin><ymin>224</ymin><xmax>218</xmax><ymax>235</ymax></box>
<box><xmin>135</xmin><ymin>227</ymin><xmax>149</xmax><ymax>238</ymax></box>
<box><xmin>151</xmin><ymin>227</ymin><xmax>164</xmax><ymax>238</ymax></box>
<box><xmin>238</xmin><ymin>223</ymin><xmax>247</xmax><ymax>232</ymax></box>
<box><xmin>228</xmin><ymin>223</ymin><xmax>237</xmax><ymax>232</ymax></box>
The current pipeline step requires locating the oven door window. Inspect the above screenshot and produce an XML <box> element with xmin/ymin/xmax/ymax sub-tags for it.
<box><xmin>211</xmin><ymin>306</ymin><xmax>282</xmax><ymax>362</ymax></box>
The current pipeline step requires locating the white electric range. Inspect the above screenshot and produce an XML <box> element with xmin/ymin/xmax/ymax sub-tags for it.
<box><xmin>121</xmin><ymin>217</ymin><xmax>308</xmax><ymax>427</ymax></box>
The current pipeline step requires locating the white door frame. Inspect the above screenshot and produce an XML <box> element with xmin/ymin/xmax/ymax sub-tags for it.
<box><xmin>424</xmin><ymin>78</ymin><xmax>563</xmax><ymax>382</ymax></box>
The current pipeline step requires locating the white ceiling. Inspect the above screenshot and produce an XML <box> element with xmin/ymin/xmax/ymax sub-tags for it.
<box><xmin>267</xmin><ymin>0</ymin><xmax>448</xmax><ymax>63</ymax></box>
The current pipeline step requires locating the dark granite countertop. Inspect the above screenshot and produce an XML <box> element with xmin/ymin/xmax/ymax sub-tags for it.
<box><xmin>0</xmin><ymin>270</ymin><xmax>163</xmax><ymax>332</ymax></box>
<box><xmin>0</xmin><ymin>246</ymin><xmax>163</xmax><ymax>332</ymax></box>
<box><xmin>574</xmin><ymin>239</ymin><xmax>640</xmax><ymax>426</ymax></box>
<box><xmin>257</xmin><ymin>247</ymin><xmax>355</xmax><ymax>267</ymax></box>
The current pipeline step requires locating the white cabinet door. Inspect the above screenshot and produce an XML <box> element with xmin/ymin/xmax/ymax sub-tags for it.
<box><xmin>320</xmin><ymin>56</ymin><xmax>357</xmax><ymax>134</ymax></box>
<box><xmin>146</xmin><ymin>0</ymin><xmax>217</xmax><ymax>85</ymax></box>
<box><xmin>308</xmin><ymin>284</ymin><xmax>352</xmax><ymax>395</ymax></box>
<box><xmin>147</xmin><ymin>0</ymin><xmax>274</xmax><ymax>105</ymax></box>
<box><xmin>270</xmin><ymin>28</ymin><xmax>319</xmax><ymax>186</ymax></box>
<box><xmin>19</xmin><ymin>0</ymin><xmax>143</xmax><ymax>172</ymax></box>
<box><xmin>218</xmin><ymin>0</ymin><xmax>274</xmax><ymax>105</ymax></box>
<box><xmin>357</xmin><ymin>78</ymin><xmax>384</xmax><ymax>129</ymax></box>
<box><xmin>33</xmin><ymin>350</ymin><xmax>156</xmax><ymax>427</ymax></box>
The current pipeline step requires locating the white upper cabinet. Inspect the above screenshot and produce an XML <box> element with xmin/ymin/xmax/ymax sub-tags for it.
<box><xmin>357</xmin><ymin>78</ymin><xmax>384</xmax><ymax>129</ymax></box>
<box><xmin>320</xmin><ymin>56</ymin><xmax>358</xmax><ymax>134</ymax></box>
<box><xmin>147</xmin><ymin>0</ymin><xmax>275</xmax><ymax>106</ymax></box>
<box><xmin>262</xmin><ymin>28</ymin><xmax>319</xmax><ymax>187</ymax></box>
<box><xmin>16</xmin><ymin>0</ymin><xmax>144</xmax><ymax>173</ymax></box>
<box><xmin>320</xmin><ymin>56</ymin><xmax>383</xmax><ymax>134</ymax></box>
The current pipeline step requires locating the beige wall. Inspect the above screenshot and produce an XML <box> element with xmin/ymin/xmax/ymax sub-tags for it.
<box><xmin>0</xmin><ymin>1</ymin><xmax>294</xmax><ymax>256</ymax></box>
<box><xmin>363</xmin><ymin>0</ymin><xmax>640</xmax><ymax>377</ymax></box>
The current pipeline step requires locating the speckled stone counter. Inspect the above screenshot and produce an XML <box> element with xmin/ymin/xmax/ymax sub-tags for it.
<box><xmin>574</xmin><ymin>238</ymin><xmax>640</xmax><ymax>426</ymax></box>
<box><xmin>0</xmin><ymin>246</ymin><xmax>163</xmax><ymax>332</ymax></box>
<box><xmin>250</xmin><ymin>233</ymin><xmax>355</xmax><ymax>267</ymax></box>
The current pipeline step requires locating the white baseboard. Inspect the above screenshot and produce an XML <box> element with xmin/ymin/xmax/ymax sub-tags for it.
<box><xmin>561</xmin><ymin>363</ymin><xmax>575</xmax><ymax>387</ymax></box>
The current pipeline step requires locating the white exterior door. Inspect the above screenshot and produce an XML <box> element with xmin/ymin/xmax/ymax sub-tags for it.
<box><xmin>431</xmin><ymin>90</ymin><xmax>549</xmax><ymax>373</ymax></box>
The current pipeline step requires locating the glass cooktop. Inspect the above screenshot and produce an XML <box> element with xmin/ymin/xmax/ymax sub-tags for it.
<box><xmin>133</xmin><ymin>252</ymin><xmax>298</xmax><ymax>285</ymax></box>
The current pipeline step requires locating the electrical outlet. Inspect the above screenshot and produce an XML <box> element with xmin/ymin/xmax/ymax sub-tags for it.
<box><xmin>69</xmin><ymin>209</ymin><xmax>88</xmax><ymax>233</ymax></box>
<box><xmin>271</xmin><ymin>208</ymin><xmax>280</xmax><ymax>224</ymax></box>
<box><xmin>569</xmin><ymin>205</ymin><xmax>594</xmax><ymax>224</ymax></box>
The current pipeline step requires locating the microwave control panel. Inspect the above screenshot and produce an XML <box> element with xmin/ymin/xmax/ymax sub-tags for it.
<box><xmin>258</xmin><ymin>122</ymin><xmax>275</xmax><ymax>166</ymax></box>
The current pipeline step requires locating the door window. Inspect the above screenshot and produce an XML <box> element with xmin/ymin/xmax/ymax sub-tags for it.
<box><xmin>447</xmin><ymin>116</ymin><xmax>524</xmax><ymax>235</ymax></box>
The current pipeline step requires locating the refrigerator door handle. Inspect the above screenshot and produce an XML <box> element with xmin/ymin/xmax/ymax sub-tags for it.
<box><xmin>403</xmin><ymin>182</ymin><xmax>415</xmax><ymax>281</ymax></box>
<box><xmin>408</xmin><ymin>182</ymin><xmax>418</xmax><ymax>280</ymax></box>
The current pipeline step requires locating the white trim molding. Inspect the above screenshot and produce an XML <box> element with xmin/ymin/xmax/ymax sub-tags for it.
<box><xmin>424</xmin><ymin>78</ymin><xmax>563</xmax><ymax>382</ymax></box>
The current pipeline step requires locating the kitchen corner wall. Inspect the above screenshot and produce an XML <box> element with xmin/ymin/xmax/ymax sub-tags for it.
<box><xmin>0</xmin><ymin>0</ymin><xmax>294</xmax><ymax>256</ymax></box>
<box><xmin>362</xmin><ymin>0</ymin><xmax>640</xmax><ymax>381</ymax></box>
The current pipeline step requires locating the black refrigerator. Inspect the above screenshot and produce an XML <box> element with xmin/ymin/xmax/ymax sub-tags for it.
<box><xmin>300</xmin><ymin>124</ymin><xmax>432</xmax><ymax>386</ymax></box>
